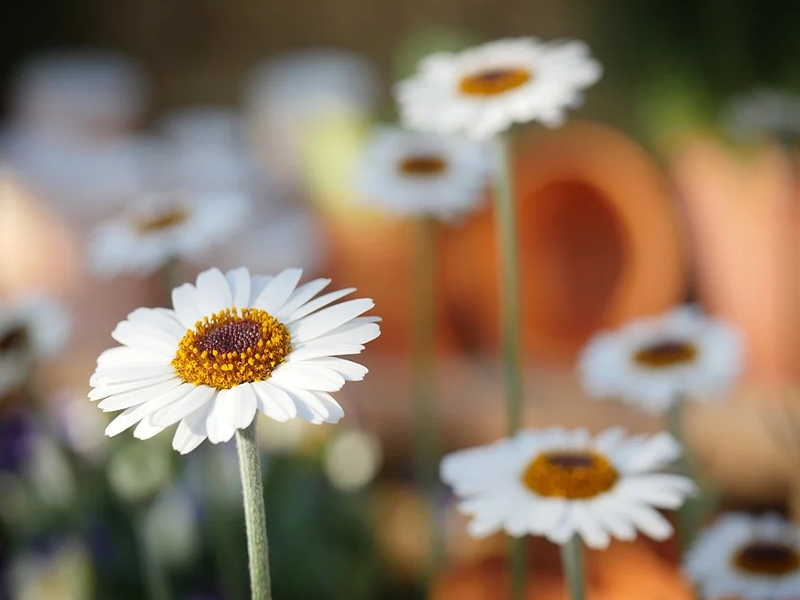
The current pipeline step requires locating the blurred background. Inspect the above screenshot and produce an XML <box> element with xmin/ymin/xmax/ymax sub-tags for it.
<box><xmin>3</xmin><ymin>1</ymin><xmax>800</xmax><ymax>599</ymax></box>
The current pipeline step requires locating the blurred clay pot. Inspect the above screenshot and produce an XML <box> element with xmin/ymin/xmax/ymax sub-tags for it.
<box><xmin>432</xmin><ymin>538</ymin><xmax>692</xmax><ymax>600</ymax></box>
<box><xmin>670</xmin><ymin>135</ymin><xmax>800</xmax><ymax>381</ymax></box>
<box><xmin>440</xmin><ymin>121</ymin><xmax>686</xmax><ymax>363</ymax></box>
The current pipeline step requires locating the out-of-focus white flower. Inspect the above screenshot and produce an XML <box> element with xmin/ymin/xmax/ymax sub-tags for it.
<box><xmin>685</xmin><ymin>512</ymin><xmax>800</xmax><ymax>600</ymax></box>
<box><xmin>442</xmin><ymin>427</ymin><xmax>696</xmax><ymax>549</ymax></box>
<box><xmin>143</xmin><ymin>487</ymin><xmax>199</xmax><ymax>567</ymax></box>
<box><xmin>0</xmin><ymin>294</ymin><xmax>71</xmax><ymax>397</ymax></box>
<box><xmin>9</xmin><ymin>51</ymin><xmax>148</xmax><ymax>142</ymax></box>
<box><xmin>723</xmin><ymin>88</ymin><xmax>800</xmax><ymax>141</ymax></box>
<box><xmin>578</xmin><ymin>306</ymin><xmax>743</xmax><ymax>414</ymax></box>
<box><xmin>323</xmin><ymin>428</ymin><xmax>382</xmax><ymax>492</ymax></box>
<box><xmin>107</xmin><ymin>439</ymin><xmax>173</xmax><ymax>504</ymax></box>
<box><xmin>396</xmin><ymin>37</ymin><xmax>602</xmax><ymax>140</ymax></box>
<box><xmin>356</xmin><ymin>125</ymin><xmax>490</xmax><ymax>220</ymax></box>
<box><xmin>89</xmin><ymin>267</ymin><xmax>380</xmax><ymax>453</ymax></box>
<box><xmin>25</xmin><ymin>435</ymin><xmax>77</xmax><ymax>510</ymax></box>
<box><xmin>9</xmin><ymin>539</ymin><xmax>94</xmax><ymax>600</ymax></box>
<box><xmin>87</xmin><ymin>190</ymin><xmax>250</xmax><ymax>277</ymax></box>
<box><xmin>48</xmin><ymin>388</ymin><xmax>110</xmax><ymax>463</ymax></box>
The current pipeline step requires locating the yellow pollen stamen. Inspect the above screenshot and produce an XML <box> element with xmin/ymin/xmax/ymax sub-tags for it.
<box><xmin>172</xmin><ymin>307</ymin><xmax>292</xmax><ymax>389</ymax></box>
<box><xmin>521</xmin><ymin>450</ymin><xmax>619</xmax><ymax>499</ymax></box>
<box><xmin>633</xmin><ymin>339</ymin><xmax>698</xmax><ymax>369</ymax></box>
<box><xmin>398</xmin><ymin>154</ymin><xmax>448</xmax><ymax>176</ymax></box>
<box><xmin>733</xmin><ymin>542</ymin><xmax>800</xmax><ymax>576</ymax></box>
<box><xmin>135</xmin><ymin>207</ymin><xmax>189</xmax><ymax>234</ymax></box>
<box><xmin>459</xmin><ymin>67</ymin><xmax>532</xmax><ymax>97</ymax></box>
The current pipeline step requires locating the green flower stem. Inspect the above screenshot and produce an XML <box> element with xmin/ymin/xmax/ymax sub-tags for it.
<box><xmin>668</xmin><ymin>395</ymin><xmax>695</xmax><ymax>554</ymax></box>
<box><xmin>411</xmin><ymin>216</ymin><xmax>445</xmax><ymax>578</ymax></box>
<box><xmin>134</xmin><ymin>511</ymin><xmax>171</xmax><ymax>600</ymax></box>
<box><xmin>559</xmin><ymin>536</ymin><xmax>585</xmax><ymax>600</ymax></box>
<box><xmin>235</xmin><ymin>422</ymin><xmax>273</xmax><ymax>600</ymax></box>
<box><xmin>492</xmin><ymin>134</ymin><xmax>526</xmax><ymax>600</ymax></box>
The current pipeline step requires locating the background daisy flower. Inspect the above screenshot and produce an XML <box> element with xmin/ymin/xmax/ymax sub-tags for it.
<box><xmin>87</xmin><ymin>190</ymin><xmax>250</xmax><ymax>277</ymax></box>
<box><xmin>89</xmin><ymin>266</ymin><xmax>380</xmax><ymax>453</ymax></box>
<box><xmin>441</xmin><ymin>426</ymin><xmax>696</xmax><ymax>549</ymax></box>
<box><xmin>578</xmin><ymin>306</ymin><xmax>744</xmax><ymax>414</ymax></box>
<box><xmin>395</xmin><ymin>37</ymin><xmax>602</xmax><ymax>140</ymax></box>
<box><xmin>685</xmin><ymin>512</ymin><xmax>800</xmax><ymax>600</ymax></box>
<box><xmin>0</xmin><ymin>294</ymin><xmax>71</xmax><ymax>397</ymax></box>
<box><xmin>355</xmin><ymin>125</ymin><xmax>490</xmax><ymax>220</ymax></box>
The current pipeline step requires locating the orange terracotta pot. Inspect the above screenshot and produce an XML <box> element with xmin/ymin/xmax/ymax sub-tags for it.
<box><xmin>431</xmin><ymin>538</ymin><xmax>692</xmax><ymax>600</ymax></box>
<box><xmin>440</xmin><ymin>121</ymin><xmax>687</xmax><ymax>364</ymax></box>
<box><xmin>670</xmin><ymin>135</ymin><xmax>800</xmax><ymax>382</ymax></box>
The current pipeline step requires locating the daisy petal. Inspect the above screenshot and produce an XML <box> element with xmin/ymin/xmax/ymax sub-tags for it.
<box><xmin>195</xmin><ymin>268</ymin><xmax>233</xmax><ymax>315</ymax></box>
<box><xmin>274</xmin><ymin>278</ymin><xmax>331</xmax><ymax>320</ymax></box>
<box><xmin>290</xmin><ymin>298</ymin><xmax>375</xmax><ymax>342</ymax></box>
<box><xmin>270</xmin><ymin>363</ymin><xmax>346</xmax><ymax>392</ymax></box>
<box><xmin>205</xmin><ymin>388</ymin><xmax>242</xmax><ymax>444</ymax></box>
<box><xmin>226</xmin><ymin>267</ymin><xmax>251</xmax><ymax>307</ymax></box>
<box><xmin>151</xmin><ymin>385</ymin><xmax>216</xmax><ymax>428</ymax></box>
<box><xmin>173</xmin><ymin>403</ymin><xmax>212</xmax><ymax>454</ymax></box>
<box><xmin>252</xmin><ymin>382</ymin><xmax>297</xmax><ymax>421</ymax></box>
<box><xmin>253</xmin><ymin>268</ymin><xmax>303</xmax><ymax>314</ymax></box>
<box><xmin>172</xmin><ymin>283</ymin><xmax>204</xmax><ymax>328</ymax></box>
<box><xmin>284</xmin><ymin>288</ymin><xmax>356</xmax><ymax>323</ymax></box>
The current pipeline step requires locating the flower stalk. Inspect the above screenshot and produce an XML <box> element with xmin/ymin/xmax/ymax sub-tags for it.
<box><xmin>560</xmin><ymin>536</ymin><xmax>585</xmax><ymax>600</ymax></box>
<box><xmin>235</xmin><ymin>422</ymin><xmax>273</xmax><ymax>600</ymax></box>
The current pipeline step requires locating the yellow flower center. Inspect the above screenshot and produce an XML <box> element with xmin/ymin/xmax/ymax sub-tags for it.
<box><xmin>135</xmin><ymin>207</ymin><xmax>189</xmax><ymax>234</ymax></box>
<box><xmin>521</xmin><ymin>450</ymin><xmax>619</xmax><ymax>499</ymax></box>
<box><xmin>398</xmin><ymin>154</ymin><xmax>448</xmax><ymax>176</ymax></box>
<box><xmin>0</xmin><ymin>325</ymin><xmax>29</xmax><ymax>354</ymax></box>
<box><xmin>633</xmin><ymin>339</ymin><xmax>698</xmax><ymax>369</ymax></box>
<box><xmin>172</xmin><ymin>307</ymin><xmax>292</xmax><ymax>389</ymax></box>
<box><xmin>459</xmin><ymin>67</ymin><xmax>532</xmax><ymax>97</ymax></box>
<box><xmin>733</xmin><ymin>542</ymin><xmax>800</xmax><ymax>576</ymax></box>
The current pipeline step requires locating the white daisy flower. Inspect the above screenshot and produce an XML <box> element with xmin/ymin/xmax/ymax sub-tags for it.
<box><xmin>723</xmin><ymin>88</ymin><xmax>800</xmax><ymax>142</ymax></box>
<box><xmin>578</xmin><ymin>306</ymin><xmax>743</xmax><ymax>414</ymax></box>
<box><xmin>89</xmin><ymin>266</ymin><xmax>380</xmax><ymax>454</ymax></box>
<box><xmin>395</xmin><ymin>37</ymin><xmax>603</xmax><ymax>140</ymax></box>
<box><xmin>356</xmin><ymin>125</ymin><xmax>490</xmax><ymax>220</ymax></box>
<box><xmin>87</xmin><ymin>190</ymin><xmax>249</xmax><ymax>277</ymax></box>
<box><xmin>685</xmin><ymin>512</ymin><xmax>800</xmax><ymax>600</ymax></box>
<box><xmin>441</xmin><ymin>426</ymin><xmax>695</xmax><ymax>549</ymax></box>
<box><xmin>0</xmin><ymin>295</ymin><xmax>71</xmax><ymax>397</ymax></box>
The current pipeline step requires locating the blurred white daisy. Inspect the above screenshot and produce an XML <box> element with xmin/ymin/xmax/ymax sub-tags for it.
<box><xmin>685</xmin><ymin>512</ymin><xmax>800</xmax><ymax>600</ymax></box>
<box><xmin>89</xmin><ymin>266</ymin><xmax>380</xmax><ymax>454</ymax></box>
<box><xmin>723</xmin><ymin>88</ymin><xmax>800</xmax><ymax>142</ymax></box>
<box><xmin>578</xmin><ymin>306</ymin><xmax>743</xmax><ymax>414</ymax></box>
<box><xmin>87</xmin><ymin>190</ymin><xmax>249</xmax><ymax>277</ymax></box>
<box><xmin>356</xmin><ymin>125</ymin><xmax>490</xmax><ymax>220</ymax></box>
<box><xmin>0</xmin><ymin>294</ymin><xmax>71</xmax><ymax>397</ymax></box>
<box><xmin>395</xmin><ymin>37</ymin><xmax>602</xmax><ymax>140</ymax></box>
<box><xmin>441</xmin><ymin>426</ymin><xmax>695</xmax><ymax>549</ymax></box>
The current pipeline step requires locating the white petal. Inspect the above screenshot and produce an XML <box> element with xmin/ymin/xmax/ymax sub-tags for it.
<box><xmin>195</xmin><ymin>268</ymin><xmax>233</xmax><ymax>315</ymax></box>
<box><xmin>96</xmin><ymin>347</ymin><xmax>166</xmax><ymax>368</ymax></box>
<box><xmin>226</xmin><ymin>267</ymin><xmax>251</xmax><ymax>307</ymax></box>
<box><xmin>284</xmin><ymin>288</ymin><xmax>356</xmax><ymax>323</ymax></box>
<box><xmin>104</xmin><ymin>383</ymin><xmax>195</xmax><ymax>436</ymax></box>
<box><xmin>271</xmin><ymin>383</ymin><xmax>331</xmax><ymax>422</ymax></box>
<box><xmin>570</xmin><ymin>502</ymin><xmax>611</xmax><ymax>549</ymax></box>
<box><xmin>173</xmin><ymin>403</ymin><xmax>212</xmax><ymax>454</ymax></box>
<box><xmin>133</xmin><ymin>414</ymin><xmax>166</xmax><ymax>440</ymax></box>
<box><xmin>151</xmin><ymin>385</ymin><xmax>216</xmax><ymax>427</ymax></box>
<box><xmin>290</xmin><ymin>298</ymin><xmax>374</xmax><ymax>342</ymax></box>
<box><xmin>205</xmin><ymin>388</ymin><xmax>241</xmax><ymax>444</ymax></box>
<box><xmin>111</xmin><ymin>321</ymin><xmax>178</xmax><ymax>354</ymax></box>
<box><xmin>590</xmin><ymin>496</ymin><xmax>637</xmax><ymax>541</ymax></box>
<box><xmin>310</xmin><ymin>320</ymin><xmax>381</xmax><ymax>347</ymax></box>
<box><xmin>93</xmin><ymin>375</ymin><xmax>181</xmax><ymax>404</ymax></box>
<box><xmin>274</xmin><ymin>278</ymin><xmax>331</xmax><ymax>320</ymax></box>
<box><xmin>252</xmin><ymin>382</ymin><xmax>297</xmax><ymax>421</ymax></box>
<box><xmin>90</xmin><ymin>364</ymin><xmax>175</xmax><ymax>386</ymax></box>
<box><xmin>127</xmin><ymin>307</ymin><xmax>186</xmax><ymax>339</ymax></box>
<box><xmin>270</xmin><ymin>363</ymin><xmax>346</xmax><ymax>392</ymax></box>
<box><xmin>622</xmin><ymin>502</ymin><xmax>674</xmax><ymax>541</ymax></box>
<box><xmin>309</xmin><ymin>391</ymin><xmax>345</xmax><ymax>422</ymax></box>
<box><xmin>253</xmin><ymin>268</ymin><xmax>303</xmax><ymax>314</ymax></box>
<box><xmin>302</xmin><ymin>357</ymin><xmax>368</xmax><ymax>381</ymax></box>
<box><xmin>172</xmin><ymin>283</ymin><xmax>204</xmax><ymax>328</ymax></box>
<box><xmin>248</xmin><ymin>275</ymin><xmax>273</xmax><ymax>305</ymax></box>
<box><xmin>286</xmin><ymin>344</ymin><xmax>365</xmax><ymax>361</ymax></box>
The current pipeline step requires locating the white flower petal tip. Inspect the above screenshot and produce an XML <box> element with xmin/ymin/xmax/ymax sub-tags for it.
<box><xmin>395</xmin><ymin>37</ymin><xmax>602</xmax><ymax>140</ymax></box>
<box><xmin>685</xmin><ymin>512</ymin><xmax>800</xmax><ymax>600</ymax></box>
<box><xmin>89</xmin><ymin>267</ymin><xmax>379</xmax><ymax>453</ymax></box>
<box><xmin>355</xmin><ymin>125</ymin><xmax>491</xmax><ymax>220</ymax></box>
<box><xmin>440</xmin><ymin>427</ymin><xmax>695</xmax><ymax>549</ymax></box>
<box><xmin>86</xmin><ymin>190</ymin><xmax>251</xmax><ymax>278</ymax></box>
<box><xmin>578</xmin><ymin>305</ymin><xmax>744</xmax><ymax>414</ymax></box>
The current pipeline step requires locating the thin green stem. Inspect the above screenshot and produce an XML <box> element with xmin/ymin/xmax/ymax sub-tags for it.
<box><xmin>235</xmin><ymin>422</ymin><xmax>273</xmax><ymax>600</ymax></box>
<box><xmin>668</xmin><ymin>396</ymin><xmax>694</xmax><ymax>554</ymax></box>
<box><xmin>135</xmin><ymin>511</ymin><xmax>171</xmax><ymax>600</ymax></box>
<box><xmin>411</xmin><ymin>216</ymin><xmax>445</xmax><ymax>579</ymax></box>
<box><xmin>559</xmin><ymin>536</ymin><xmax>585</xmax><ymax>600</ymax></box>
<box><xmin>492</xmin><ymin>134</ymin><xmax>526</xmax><ymax>600</ymax></box>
